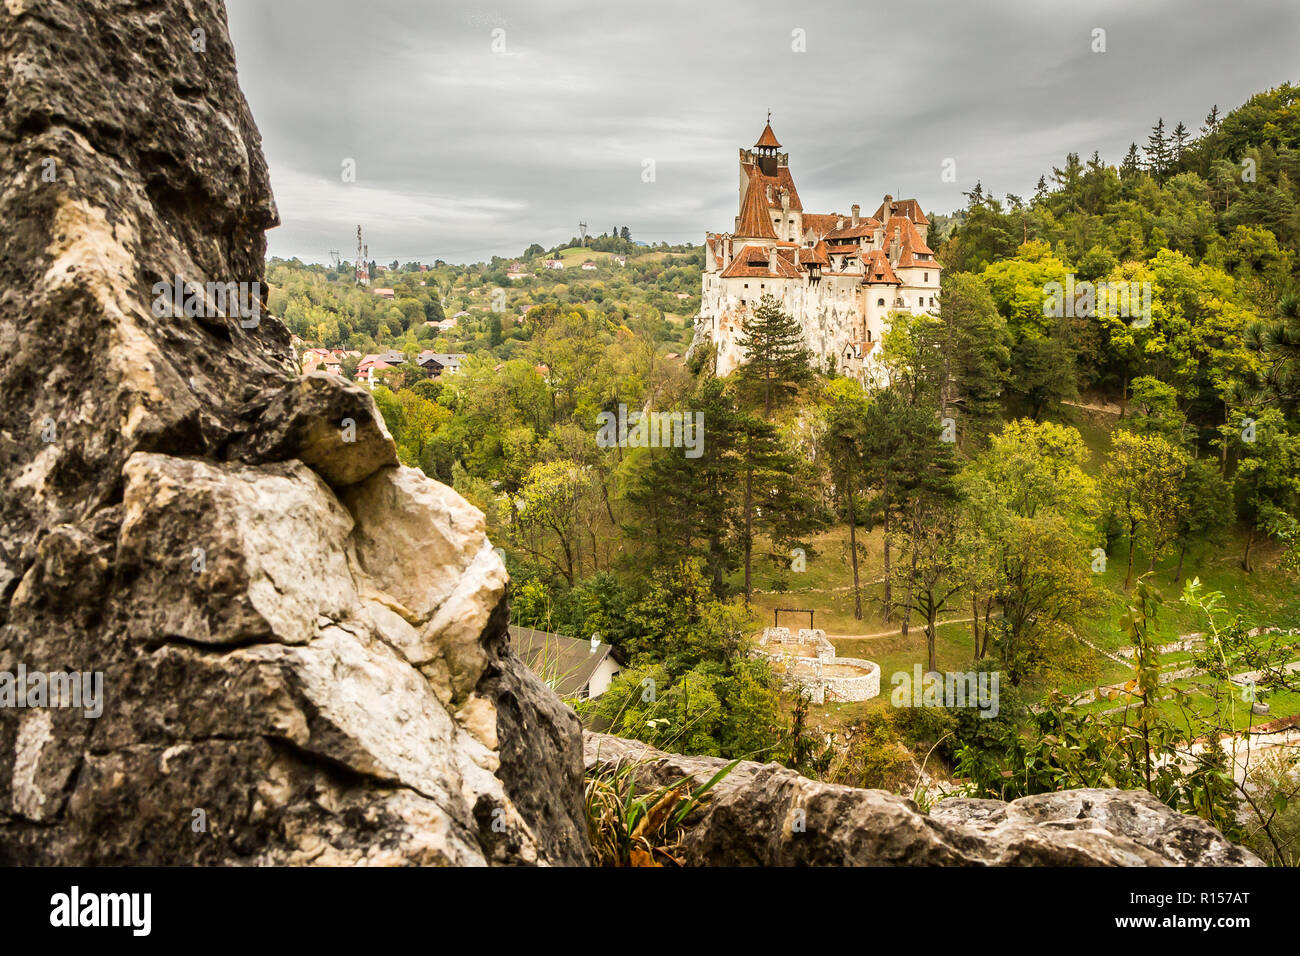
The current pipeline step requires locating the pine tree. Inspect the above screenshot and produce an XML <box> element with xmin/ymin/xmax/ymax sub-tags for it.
<box><xmin>1120</xmin><ymin>142</ymin><xmax>1142</xmax><ymax>180</ymax></box>
<box><xmin>1171</xmin><ymin>121</ymin><xmax>1190</xmax><ymax>163</ymax></box>
<box><xmin>1201</xmin><ymin>104</ymin><xmax>1220</xmax><ymax>136</ymax></box>
<box><xmin>1034</xmin><ymin>175</ymin><xmax>1049</xmax><ymax>202</ymax></box>
<box><xmin>622</xmin><ymin>379</ymin><xmax>745</xmax><ymax>597</ymax></box>
<box><xmin>736</xmin><ymin>293</ymin><xmax>812</xmax><ymax>417</ymax></box>
<box><xmin>940</xmin><ymin>273</ymin><xmax>1011</xmax><ymax>446</ymax></box>
<box><xmin>737</xmin><ymin>412</ymin><xmax>824</xmax><ymax>605</ymax></box>
<box><xmin>1146</xmin><ymin>118</ymin><xmax>1171</xmax><ymax>180</ymax></box>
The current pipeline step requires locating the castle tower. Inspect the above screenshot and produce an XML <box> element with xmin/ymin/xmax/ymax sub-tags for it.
<box><xmin>753</xmin><ymin>117</ymin><xmax>781</xmax><ymax>177</ymax></box>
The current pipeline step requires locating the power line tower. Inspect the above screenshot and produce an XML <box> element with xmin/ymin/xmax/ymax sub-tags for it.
<box><xmin>329</xmin><ymin>249</ymin><xmax>341</xmax><ymax>268</ymax></box>
<box><xmin>354</xmin><ymin>226</ymin><xmax>366</xmax><ymax>285</ymax></box>
<box><xmin>578</xmin><ymin>221</ymin><xmax>587</xmax><ymax>247</ymax></box>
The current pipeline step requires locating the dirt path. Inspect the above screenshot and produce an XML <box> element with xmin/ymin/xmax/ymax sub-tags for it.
<box><xmin>826</xmin><ymin>616</ymin><xmax>983</xmax><ymax>642</ymax></box>
<box><xmin>1062</xmin><ymin>397</ymin><xmax>1122</xmax><ymax>416</ymax></box>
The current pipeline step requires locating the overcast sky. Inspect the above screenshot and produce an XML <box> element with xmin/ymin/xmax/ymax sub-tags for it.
<box><xmin>224</xmin><ymin>0</ymin><xmax>1299</xmax><ymax>265</ymax></box>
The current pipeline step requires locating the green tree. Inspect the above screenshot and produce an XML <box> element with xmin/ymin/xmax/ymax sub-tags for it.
<box><xmin>937</xmin><ymin>272</ymin><xmax>1012</xmax><ymax>444</ymax></box>
<box><xmin>1229</xmin><ymin>408</ymin><xmax>1300</xmax><ymax>571</ymax></box>
<box><xmin>736</xmin><ymin>293</ymin><xmax>812</xmax><ymax>417</ymax></box>
<box><xmin>819</xmin><ymin>380</ymin><xmax>872</xmax><ymax>619</ymax></box>
<box><xmin>1103</xmin><ymin>431</ymin><xmax>1188</xmax><ymax>587</ymax></box>
<box><xmin>963</xmin><ymin>420</ymin><xmax>1101</xmax><ymax>683</ymax></box>
<box><xmin>1170</xmin><ymin>460</ymin><xmax>1231</xmax><ymax>582</ymax></box>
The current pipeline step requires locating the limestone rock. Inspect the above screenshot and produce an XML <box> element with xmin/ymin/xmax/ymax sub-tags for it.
<box><xmin>583</xmin><ymin>733</ymin><xmax>1262</xmax><ymax>866</ymax></box>
<box><xmin>117</xmin><ymin>453</ymin><xmax>359</xmax><ymax>647</ymax></box>
<box><xmin>0</xmin><ymin>0</ymin><xmax>590</xmax><ymax>866</ymax></box>
<box><xmin>226</xmin><ymin>372</ymin><xmax>399</xmax><ymax>487</ymax></box>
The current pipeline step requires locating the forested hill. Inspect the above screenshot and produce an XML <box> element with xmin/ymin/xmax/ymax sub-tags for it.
<box><xmin>932</xmin><ymin>83</ymin><xmax>1299</xmax><ymax>427</ymax></box>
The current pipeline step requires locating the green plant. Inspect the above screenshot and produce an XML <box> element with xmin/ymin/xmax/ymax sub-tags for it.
<box><xmin>584</xmin><ymin>758</ymin><xmax>738</xmax><ymax>866</ymax></box>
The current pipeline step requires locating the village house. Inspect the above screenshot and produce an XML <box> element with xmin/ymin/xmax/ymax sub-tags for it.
<box><xmin>695</xmin><ymin>120</ymin><xmax>941</xmax><ymax>383</ymax></box>
<box><xmin>417</xmin><ymin>352</ymin><xmax>468</xmax><ymax>378</ymax></box>
<box><xmin>543</xmin><ymin>258</ymin><xmax>565</xmax><ymax>270</ymax></box>
<box><xmin>356</xmin><ymin>359</ymin><xmax>394</xmax><ymax>383</ymax></box>
<box><xmin>300</xmin><ymin>347</ymin><xmax>331</xmax><ymax>374</ymax></box>
<box><xmin>580</xmin><ymin>260</ymin><xmax>597</xmax><ymax>271</ymax></box>
<box><xmin>372</xmin><ymin>287</ymin><xmax>395</xmax><ymax>300</ymax></box>
<box><xmin>506</xmin><ymin>261</ymin><xmax>529</xmax><ymax>280</ymax></box>
<box><xmin>508</xmin><ymin>626</ymin><xmax>621</xmax><ymax>700</ymax></box>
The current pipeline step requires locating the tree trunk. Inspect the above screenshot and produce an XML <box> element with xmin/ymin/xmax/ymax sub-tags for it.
<box><xmin>1220</xmin><ymin>402</ymin><xmax>1230</xmax><ymax>477</ymax></box>
<box><xmin>1124</xmin><ymin>530</ymin><xmax>1136</xmax><ymax>590</ymax></box>
<box><xmin>743</xmin><ymin>462</ymin><xmax>753</xmax><ymax>607</ymax></box>
<box><xmin>901</xmin><ymin>536</ymin><xmax>917</xmax><ymax>636</ymax></box>
<box><xmin>1242</xmin><ymin>525</ymin><xmax>1255</xmax><ymax>572</ymax></box>
<box><xmin>971</xmin><ymin>592</ymin><xmax>980</xmax><ymax>660</ymax></box>
<box><xmin>1173</xmin><ymin>541</ymin><xmax>1186</xmax><ymax>583</ymax></box>
<box><xmin>982</xmin><ymin>602</ymin><xmax>993</xmax><ymax>659</ymax></box>
<box><xmin>881</xmin><ymin>475</ymin><xmax>892</xmax><ymax>621</ymax></box>
<box><xmin>927</xmin><ymin>604</ymin><xmax>939</xmax><ymax>673</ymax></box>
<box><xmin>847</xmin><ymin>489</ymin><xmax>862</xmax><ymax>620</ymax></box>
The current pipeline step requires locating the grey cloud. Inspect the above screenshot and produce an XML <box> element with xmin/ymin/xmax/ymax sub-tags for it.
<box><xmin>224</xmin><ymin>0</ymin><xmax>1300</xmax><ymax>263</ymax></box>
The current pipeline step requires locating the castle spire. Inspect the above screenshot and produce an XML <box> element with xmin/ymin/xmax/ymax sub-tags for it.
<box><xmin>755</xmin><ymin>117</ymin><xmax>781</xmax><ymax>150</ymax></box>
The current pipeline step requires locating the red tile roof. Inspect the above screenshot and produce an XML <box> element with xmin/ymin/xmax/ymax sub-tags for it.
<box><xmin>824</xmin><ymin>217</ymin><xmax>880</xmax><ymax>241</ymax></box>
<box><xmin>742</xmin><ymin>162</ymin><xmax>803</xmax><ymax>212</ymax></box>
<box><xmin>736</xmin><ymin>169</ymin><xmax>779</xmax><ymax>239</ymax></box>
<box><xmin>754</xmin><ymin>121</ymin><xmax>781</xmax><ymax>149</ymax></box>
<box><xmin>799</xmin><ymin>240</ymin><xmax>830</xmax><ymax>265</ymax></box>
<box><xmin>720</xmin><ymin>244</ymin><xmax>802</xmax><ymax>279</ymax></box>
<box><xmin>883</xmin><ymin>216</ymin><xmax>940</xmax><ymax>269</ymax></box>
<box><xmin>861</xmin><ymin>249</ymin><xmax>901</xmax><ymax>285</ymax></box>
<box><xmin>801</xmin><ymin>213</ymin><xmax>841</xmax><ymax>238</ymax></box>
<box><xmin>871</xmin><ymin>197</ymin><xmax>929</xmax><ymax>226</ymax></box>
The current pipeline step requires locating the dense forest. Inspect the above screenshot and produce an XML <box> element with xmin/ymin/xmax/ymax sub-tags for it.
<box><xmin>277</xmin><ymin>84</ymin><xmax>1300</xmax><ymax>863</ymax></box>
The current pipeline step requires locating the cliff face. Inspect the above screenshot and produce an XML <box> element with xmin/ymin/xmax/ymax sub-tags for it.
<box><xmin>0</xmin><ymin>0</ymin><xmax>1260</xmax><ymax>868</ymax></box>
<box><xmin>0</xmin><ymin>0</ymin><xmax>589</xmax><ymax>865</ymax></box>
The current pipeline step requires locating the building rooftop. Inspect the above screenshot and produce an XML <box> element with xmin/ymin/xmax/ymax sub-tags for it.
<box><xmin>509</xmin><ymin>625</ymin><xmax>616</xmax><ymax>698</ymax></box>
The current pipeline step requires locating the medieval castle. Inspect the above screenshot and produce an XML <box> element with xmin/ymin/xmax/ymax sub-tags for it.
<box><xmin>695</xmin><ymin>120</ymin><xmax>940</xmax><ymax>382</ymax></box>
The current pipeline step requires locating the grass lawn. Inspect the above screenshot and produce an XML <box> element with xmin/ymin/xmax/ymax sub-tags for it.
<box><xmin>732</xmin><ymin>510</ymin><xmax>1300</xmax><ymax>735</ymax></box>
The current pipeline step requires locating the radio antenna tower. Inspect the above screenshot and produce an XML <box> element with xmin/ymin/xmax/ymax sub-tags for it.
<box><xmin>354</xmin><ymin>226</ymin><xmax>366</xmax><ymax>284</ymax></box>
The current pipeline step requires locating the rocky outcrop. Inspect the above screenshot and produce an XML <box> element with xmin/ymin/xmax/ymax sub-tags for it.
<box><xmin>0</xmin><ymin>0</ymin><xmax>589</xmax><ymax>865</ymax></box>
<box><xmin>584</xmin><ymin>733</ymin><xmax>1262</xmax><ymax>866</ymax></box>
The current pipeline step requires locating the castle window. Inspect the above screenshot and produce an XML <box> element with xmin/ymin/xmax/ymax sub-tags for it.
<box><xmin>877</xmin><ymin>298</ymin><xmax>885</xmax><ymax>307</ymax></box>
<box><xmin>924</xmin><ymin>272</ymin><xmax>929</xmax><ymax>281</ymax></box>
